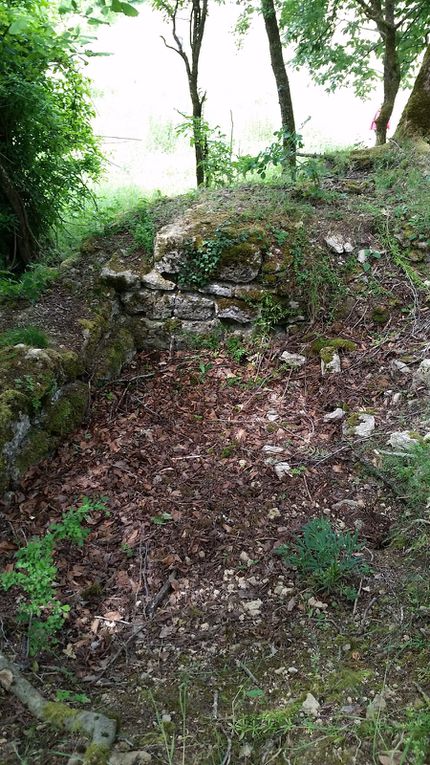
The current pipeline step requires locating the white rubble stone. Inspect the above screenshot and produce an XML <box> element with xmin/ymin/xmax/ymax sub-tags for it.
<box><xmin>343</xmin><ymin>413</ymin><xmax>375</xmax><ymax>439</ymax></box>
<box><xmin>262</xmin><ymin>445</ymin><xmax>284</xmax><ymax>454</ymax></box>
<box><xmin>321</xmin><ymin>349</ymin><xmax>341</xmax><ymax>375</ymax></box>
<box><xmin>122</xmin><ymin>290</ymin><xmax>175</xmax><ymax>319</ymax></box>
<box><xmin>323</xmin><ymin>408</ymin><xmax>345</xmax><ymax>422</ymax></box>
<box><xmin>279</xmin><ymin>350</ymin><xmax>307</xmax><ymax>368</ymax></box>
<box><xmin>357</xmin><ymin>249</ymin><xmax>368</xmax><ymax>264</ymax></box>
<box><xmin>100</xmin><ymin>266</ymin><xmax>140</xmax><ymax>291</ymax></box>
<box><xmin>387</xmin><ymin>431</ymin><xmax>420</xmax><ymax>451</ymax></box>
<box><xmin>302</xmin><ymin>692</ymin><xmax>320</xmax><ymax>717</ymax></box>
<box><xmin>344</xmin><ymin>241</ymin><xmax>354</xmax><ymax>253</ymax></box>
<box><xmin>325</xmin><ymin>234</ymin><xmax>345</xmax><ymax>254</ymax></box>
<box><xmin>390</xmin><ymin>359</ymin><xmax>411</xmax><ymax>375</ymax></box>
<box><xmin>413</xmin><ymin>359</ymin><xmax>430</xmax><ymax>389</ymax></box>
<box><xmin>216</xmin><ymin>300</ymin><xmax>257</xmax><ymax>324</ymax></box>
<box><xmin>243</xmin><ymin>599</ymin><xmax>263</xmax><ymax>616</ymax></box>
<box><xmin>198</xmin><ymin>282</ymin><xmax>233</xmax><ymax>297</ymax></box>
<box><xmin>274</xmin><ymin>462</ymin><xmax>293</xmax><ymax>479</ymax></box>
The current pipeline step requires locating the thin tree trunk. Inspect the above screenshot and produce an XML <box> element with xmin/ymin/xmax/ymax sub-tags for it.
<box><xmin>375</xmin><ymin>3</ymin><xmax>401</xmax><ymax>145</ymax></box>
<box><xmin>0</xmin><ymin>158</ymin><xmax>35</xmax><ymax>270</ymax></box>
<box><xmin>190</xmin><ymin>83</ymin><xmax>206</xmax><ymax>187</ymax></box>
<box><xmin>260</xmin><ymin>0</ymin><xmax>296</xmax><ymax>172</ymax></box>
<box><xmin>395</xmin><ymin>44</ymin><xmax>430</xmax><ymax>143</ymax></box>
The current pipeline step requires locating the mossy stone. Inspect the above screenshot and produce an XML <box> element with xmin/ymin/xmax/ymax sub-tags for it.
<box><xmin>372</xmin><ymin>305</ymin><xmax>390</xmax><ymax>324</ymax></box>
<box><xmin>14</xmin><ymin>428</ymin><xmax>53</xmax><ymax>474</ymax></box>
<box><xmin>44</xmin><ymin>382</ymin><xmax>89</xmax><ymax>437</ymax></box>
<box><xmin>312</xmin><ymin>337</ymin><xmax>357</xmax><ymax>353</ymax></box>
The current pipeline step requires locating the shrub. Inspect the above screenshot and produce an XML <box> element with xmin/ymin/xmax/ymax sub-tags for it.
<box><xmin>382</xmin><ymin>442</ymin><xmax>430</xmax><ymax>510</ymax></box>
<box><xmin>0</xmin><ymin>1</ymin><xmax>101</xmax><ymax>270</ymax></box>
<box><xmin>276</xmin><ymin>517</ymin><xmax>370</xmax><ymax>596</ymax></box>
<box><xmin>0</xmin><ymin>264</ymin><xmax>58</xmax><ymax>303</ymax></box>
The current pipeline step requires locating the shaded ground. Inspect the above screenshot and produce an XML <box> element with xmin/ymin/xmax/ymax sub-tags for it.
<box><xmin>1</xmin><ymin>309</ymin><xmax>430</xmax><ymax>763</ymax></box>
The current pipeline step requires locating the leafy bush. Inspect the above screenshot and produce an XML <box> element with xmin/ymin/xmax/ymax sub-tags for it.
<box><xmin>0</xmin><ymin>326</ymin><xmax>49</xmax><ymax>348</ymax></box>
<box><xmin>0</xmin><ymin>498</ymin><xmax>107</xmax><ymax>654</ymax></box>
<box><xmin>276</xmin><ymin>517</ymin><xmax>370</xmax><ymax>596</ymax></box>
<box><xmin>133</xmin><ymin>201</ymin><xmax>156</xmax><ymax>254</ymax></box>
<box><xmin>176</xmin><ymin>115</ymin><xmax>234</xmax><ymax>188</ymax></box>
<box><xmin>0</xmin><ymin>1</ymin><xmax>101</xmax><ymax>270</ymax></box>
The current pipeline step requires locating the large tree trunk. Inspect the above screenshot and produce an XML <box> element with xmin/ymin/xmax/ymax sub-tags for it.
<box><xmin>260</xmin><ymin>0</ymin><xmax>296</xmax><ymax>172</ymax></box>
<box><xmin>395</xmin><ymin>44</ymin><xmax>430</xmax><ymax>144</ymax></box>
<box><xmin>375</xmin><ymin>10</ymin><xmax>401</xmax><ymax>145</ymax></box>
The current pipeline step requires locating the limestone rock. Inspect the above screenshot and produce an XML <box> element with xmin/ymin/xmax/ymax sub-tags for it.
<box><xmin>320</xmin><ymin>347</ymin><xmax>341</xmax><ymax>375</ymax></box>
<box><xmin>387</xmin><ymin>431</ymin><xmax>420</xmax><ymax>450</ymax></box>
<box><xmin>198</xmin><ymin>282</ymin><xmax>233</xmax><ymax>297</ymax></box>
<box><xmin>366</xmin><ymin>693</ymin><xmax>386</xmax><ymax>720</ymax></box>
<box><xmin>174</xmin><ymin>293</ymin><xmax>214</xmax><ymax>321</ymax></box>
<box><xmin>141</xmin><ymin>271</ymin><xmax>176</xmax><ymax>291</ymax></box>
<box><xmin>390</xmin><ymin>359</ymin><xmax>410</xmax><ymax>375</ymax></box>
<box><xmin>274</xmin><ymin>462</ymin><xmax>292</xmax><ymax>479</ymax></box>
<box><xmin>216</xmin><ymin>298</ymin><xmax>258</xmax><ymax>324</ymax></box>
<box><xmin>324</xmin><ymin>408</ymin><xmax>345</xmax><ymax>422</ymax></box>
<box><xmin>413</xmin><ymin>359</ymin><xmax>430</xmax><ymax>389</ymax></box>
<box><xmin>302</xmin><ymin>692</ymin><xmax>320</xmax><ymax>717</ymax></box>
<box><xmin>100</xmin><ymin>266</ymin><xmax>140</xmax><ymax>292</ymax></box>
<box><xmin>279</xmin><ymin>351</ymin><xmax>306</xmax><ymax>368</ymax></box>
<box><xmin>122</xmin><ymin>291</ymin><xmax>175</xmax><ymax>319</ymax></box>
<box><xmin>325</xmin><ymin>234</ymin><xmax>353</xmax><ymax>255</ymax></box>
<box><xmin>343</xmin><ymin>413</ymin><xmax>375</xmax><ymax>438</ymax></box>
<box><xmin>216</xmin><ymin>248</ymin><xmax>262</xmax><ymax>283</ymax></box>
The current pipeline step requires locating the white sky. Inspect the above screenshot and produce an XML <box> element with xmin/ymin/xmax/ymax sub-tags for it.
<box><xmin>86</xmin><ymin>3</ymin><xmax>410</xmax><ymax>193</ymax></box>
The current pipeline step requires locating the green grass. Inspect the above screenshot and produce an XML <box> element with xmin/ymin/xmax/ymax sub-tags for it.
<box><xmin>0</xmin><ymin>326</ymin><xmax>49</xmax><ymax>348</ymax></box>
<box><xmin>0</xmin><ymin>263</ymin><xmax>58</xmax><ymax>303</ymax></box>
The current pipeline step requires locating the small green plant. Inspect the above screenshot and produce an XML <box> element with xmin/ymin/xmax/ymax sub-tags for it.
<box><xmin>0</xmin><ymin>264</ymin><xmax>58</xmax><ymax>303</ymax></box>
<box><xmin>55</xmin><ymin>689</ymin><xmax>90</xmax><ymax>705</ymax></box>
<box><xmin>254</xmin><ymin>293</ymin><xmax>290</xmax><ymax>335</ymax></box>
<box><xmin>0</xmin><ymin>326</ymin><xmax>49</xmax><ymax>348</ymax></box>
<box><xmin>400</xmin><ymin>703</ymin><xmax>430</xmax><ymax>764</ymax></box>
<box><xmin>0</xmin><ymin>498</ymin><xmax>106</xmax><ymax>654</ymax></box>
<box><xmin>233</xmin><ymin>705</ymin><xmax>299</xmax><ymax>740</ymax></box>
<box><xmin>151</xmin><ymin>512</ymin><xmax>173</xmax><ymax>526</ymax></box>
<box><xmin>198</xmin><ymin>361</ymin><xmax>212</xmax><ymax>382</ymax></box>
<box><xmin>383</xmin><ymin>442</ymin><xmax>430</xmax><ymax>511</ymax></box>
<box><xmin>276</xmin><ymin>517</ymin><xmax>370</xmax><ymax>596</ymax></box>
<box><xmin>176</xmin><ymin>115</ymin><xmax>234</xmax><ymax>188</ymax></box>
<box><xmin>133</xmin><ymin>201</ymin><xmax>155</xmax><ymax>254</ymax></box>
<box><xmin>235</xmin><ymin>127</ymin><xmax>303</xmax><ymax>180</ymax></box>
<box><xmin>225</xmin><ymin>335</ymin><xmax>248</xmax><ymax>363</ymax></box>
<box><xmin>120</xmin><ymin>542</ymin><xmax>135</xmax><ymax>558</ymax></box>
<box><xmin>178</xmin><ymin>224</ymin><xmax>249</xmax><ymax>290</ymax></box>
<box><xmin>291</xmin><ymin>228</ymin><xmax>346</xmax><ymax>319</ymax></box>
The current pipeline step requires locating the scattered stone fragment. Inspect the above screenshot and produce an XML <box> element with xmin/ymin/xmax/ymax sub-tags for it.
<box><xmin>287</xmin><ymin>666</ymin><xmax>299</xmax><ymax>674</ymax></box>
<box><xmin>302</xmin><ymin>692</ymin><xmax>320</xmax><ymax>717</ymax></box>
<box><xmin>262</xmin><ymin>445</ymin><xmax>284</xmax><ymax>454</ymax></box>
<box><xmin>332</xmin><ymin>499</ymin><xmax>361</xmax><ymax>510</ymax></box>
<box><xmin>325</xmin><ymin>234</ymin><xmax>346</xmax><ymax>254</ymax></box>
<box><xmin>308</xmin><ymin>597</ymin><xmax>328</xmax><ymax>610</ymax></box>
<box><xmin>387</xmin><ymin>431</ymin><xmax>420</xmax><ymax>451</ymax></box>
<box><xmin>279</xmin><ymin>351</ymin><xmax>306</xmax><ymax>368</ymax></box>
<box><xmin>320</xmin><ymin>347</ymin><xmax>341</xmax><ymax>375</ymax></box>
<box><xmin>267</xmin><ymin>410</ymin><xmax>280</xmax><ymax>422</ymax></box>
<box><xmin>343</xmin><ymin>413</ymin><xmax>375</xmax><ymax>438</ymax></box>
<box><xmin>243</xmin><ymin>599</ymin><xmax>263</xmax><ymax>617</ymax></box>
<box><xmin>267</xmin><ymin>507</ymin><xmax>281</xmax><ymax>519</ymax></box>
<box><xmin>366</xmin><ymin>693</ymin><xmax>387</xmax><ymax>720</ymax></box>
<box><xmin>413</xmin><ymin>359</ymin><xmax>430</xmax><ymax>389</ymax></box>
<box><xmin>239</xmin><ymin>744</ymin><xmax>253</xmax><ymax>759</ymax></box>
<box><xmin>274</xmin><ymin>462</ymin><xmax>293</xmax><ymax>479</ymax></box>
<box><xmin>390</xmin><ymin>359</ymin><xmax>410</xmax><ymax>375</ymax></box>
<box><xmin>323</xmin><ymin>408</ymin><xmax>345</xmax><ymax>422</ymax></box>
<box><xmin>357</xmin><ymin>249</ymin><xmax>368</xmax><ymax>264</ymax></box>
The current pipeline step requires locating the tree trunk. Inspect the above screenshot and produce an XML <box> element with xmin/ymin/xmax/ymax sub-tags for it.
<box><xmin>395</xmin><ymin>44</ymin><xmax>430</xmax><ymax>144</ymax></box>
<box><xmin>0</xmin><ymin>158</ymin><xmax>35</xmax><ymax>270</ymax></box>
<box><xmin>260</xmin><ymin>0</ymin><xmax>296</xmax><ymax>172</ymax></box>
<box><xmin>189</xmin><ymin>82</ymin><xmax>206</xmax><ymax>187</ymax></box>
<box><xmin>375</xmin><ymin>7</ymin><xmax>401</xmax><ymax>145</ymax></box>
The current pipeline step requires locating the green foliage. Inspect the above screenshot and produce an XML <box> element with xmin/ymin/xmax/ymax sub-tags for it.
<box><xmin>0</xmin><ymin>264</ymin><xmax>58</xmax><ymax>303</ymax></box>
<box><xmin>400</xmin><ymin>704</ymin><xmax>430</xmax><ymax>764</ymax></box>
<box><xmin>234</xmin><ymin>706</ymin><xmax>297</xmax><ymax>740</ymax></box>
<box><xmin>281</xmin><ymin>0</ymin><xmax>429</xmax><ymax>98</ymax></box>
<box><xmin>382</xmin><ymin>442</ymin><xmax>430</xmax><ymax>510</ymax></box>
<box><xmin>225</xmin><ymin>336</ymin><xmax>248</xmax><ymax>363</ymax></box>
<box><xmin>178</xmin><ymin>224</ymin><xmax>249</xmax><ymax>289</ymax></box>
<box><xmin>254</xmin><ymin>294</ymin><xmax>290</xmax><ymax>335</ymax></box>
<box><xmin>55</xmin><ymin>689</ymin><xmax>90</xmax><ymax>705</ymax></box>
<box><xmin>0</xmin><ymin>326</ymin><xmax>49</xmax><ymax>348</ymax></box>
<box><xmin>0</xmin><ymin>498</ymin><xmax>107</xmax><ymax>654</ymax></box>
<box><xmin>275</xmin><ymin>517</ymin><xmax>370</xmax><ymax>596</ymax></box>
<box><xmin>291</xmin><ymin>228</ymin><xmax>346</xmax><ymax>318</ymax></box>
<box><xmin>176</xmin><ymin>115</ymin><xmax>234</xmax><ymax>188</ymax></box>
<box><xmin>0</xmin><ymin>0</ymin><xmax>102</xmax><ymax>269</ymax></box>
<box><xmin>235</xmin><ymin>128</ymin><xmax>303</xmax><ymax>180</ymax></box>
<box><xmin>133</xmin><ymin>201</ymin><xmax>155</xmax><ymax>254</ymax></box>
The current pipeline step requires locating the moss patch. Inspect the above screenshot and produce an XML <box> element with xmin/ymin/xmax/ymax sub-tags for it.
<box><xmin>44</xmin><ymin>382</ymin><xmax>89</xmax><ymax>437</ymax></box>
<box><xmin>311</xmin><ymin>337</ymin><xmax>357</xmax><ymax>353</ymax></box>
